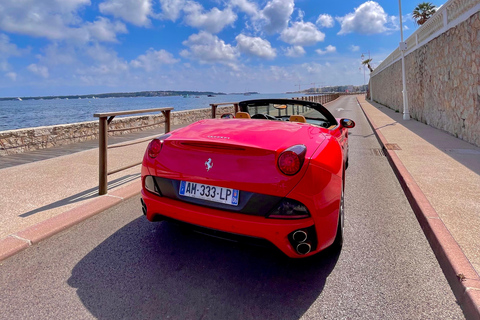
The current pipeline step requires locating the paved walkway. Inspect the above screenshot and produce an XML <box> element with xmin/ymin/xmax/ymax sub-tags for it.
<box><xmin>0</xmin><ymin>95</ymin><xmax>479</xmax><ymax>317</ymax></box>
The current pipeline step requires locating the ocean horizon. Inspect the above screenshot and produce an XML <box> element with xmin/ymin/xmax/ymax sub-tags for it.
<box><xmin>0</xmin><ymin>93</ymin><xmax>305</xmax><ymax>131</ymax></box>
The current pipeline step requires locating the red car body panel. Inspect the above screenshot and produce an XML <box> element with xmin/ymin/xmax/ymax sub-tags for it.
<box><xmin>141</xmin><ymin>100</ymin><xmax>353</xmax><ymax>258</ymax></box>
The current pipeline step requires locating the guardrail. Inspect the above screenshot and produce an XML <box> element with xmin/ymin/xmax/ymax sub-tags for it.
<box><xmin>94</xmin><ymin>107</ymin><xmax>173</xmax><ymax>195</ymax></box>
<box><xmin>294</xmin><ymin>94</ymin><xmax>340</xmax><ymax>104</ymax></box>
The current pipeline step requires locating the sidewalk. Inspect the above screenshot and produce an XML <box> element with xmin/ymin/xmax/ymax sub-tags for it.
<box><xmin>357</xmin><ymin>95</ymin><xmax>480</xmax><ymax>319</ymax></box>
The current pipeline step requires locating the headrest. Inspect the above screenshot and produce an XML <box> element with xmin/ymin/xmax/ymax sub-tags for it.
<box><xmin>235</xmin><ymin>112</ymin><xmax>251</xmax><ymax>119</ymax></box>
<box><xmin>289</xmin><ymin>115</ymin><xmax>306</xmax><ymax>123</ymax></box>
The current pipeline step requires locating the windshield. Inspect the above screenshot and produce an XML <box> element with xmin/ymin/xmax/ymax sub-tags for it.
<box><xmin>238</xmin><ymin>99</ymin><xmax>337</xmax><ymax>128</ymax></box>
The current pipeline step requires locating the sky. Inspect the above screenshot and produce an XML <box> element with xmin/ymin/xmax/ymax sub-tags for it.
<box><xmin>0</xmin><ymin>0</ymin><xmax>442</xmax><ymax>97</ymax></box>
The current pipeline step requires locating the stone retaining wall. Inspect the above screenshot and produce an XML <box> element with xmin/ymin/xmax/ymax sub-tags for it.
<box><xmin>370</xmin><ymin>11</ymin><xmax>480</xmax><ymax>147</ymax></box>
<box><xmin>0</xmin><ymin>105</ymin><xmax>234</xmax><ymax>156</ymax></box>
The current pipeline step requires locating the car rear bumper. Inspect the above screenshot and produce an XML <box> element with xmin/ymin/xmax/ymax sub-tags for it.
<box><xmin>141</xmin><ymin>190</ymin><xmax>337</xmax><ymax>258</ymax></box>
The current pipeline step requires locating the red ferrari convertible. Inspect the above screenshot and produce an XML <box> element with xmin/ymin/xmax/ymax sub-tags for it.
<box><xmin>141</xmin><ymin>99</ymin><xmax>355</xmax><ymax>258</ymax></box>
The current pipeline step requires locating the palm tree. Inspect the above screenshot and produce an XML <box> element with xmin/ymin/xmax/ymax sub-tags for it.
<box><xmin>413</xmin><ymin>2</ymin><xmax>436</xmax><ymax>26</ymax></box>
<box><xmin>362</xmin><ymin>58</ymin><xmax>374</xmax><ymax>72</ymax></box>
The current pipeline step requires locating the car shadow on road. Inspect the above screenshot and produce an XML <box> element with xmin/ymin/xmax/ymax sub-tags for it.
<box><xmin>68</xmin><ymin>218</ymin><xmax>340</xmax><ymax>320</ymax></box>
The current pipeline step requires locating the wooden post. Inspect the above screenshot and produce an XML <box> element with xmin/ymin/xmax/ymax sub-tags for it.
<box><xmin>99</xmin><ymin>116</ymin><xmax>108</xmax><ymax>195</ymax></box>
<box><xmin>162</xmin><ymin>110</ymin><xmax>171</xmax><ymax>133</ymax></box>
<box><xmin>211</xmin><ymin>104</ymin><xmax>217</xmax><ymax>118</ymax></box>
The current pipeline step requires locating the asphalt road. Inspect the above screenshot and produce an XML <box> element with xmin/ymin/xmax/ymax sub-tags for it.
<box><xmin>0</xmin><ymin>96</ymin><xmax>465</xmax><ymax>319</ymax></box>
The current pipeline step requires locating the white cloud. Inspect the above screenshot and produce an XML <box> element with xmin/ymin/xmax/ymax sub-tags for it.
<box><xmin>85</xmin><ymin>44</ymin><xmax>118</xmax><ymax>62</ymax></box>
<box><xmin>36</xmin><ymin>44</ymin><xmax>77</xmax><ymax>67</ymax></box>
<box><xmin>131</xmin><ymin>48</ymin><xmax>179</xmax><ymax>71</ymax></box>
<box><xmin>0</xmin><ymin>0</ymin><xmax>89</xmax><ymax>39</ymax></box>
<box><xmin>27</xmin><ymin>64</ymin><xmax>49</xmax><ymax>78</ymax></box>
<box><xmin>183</xmin><ymin>2</ymin><xmax>237</xmax><ymax>34</ymax></box>
<box><xmin>297</xmin><ymin>9</ymin><xmax>305</xmax><ymax>22</ymax></box>
<box><xmin>230</xmin><ymin>0</ymin><xmax>260</xmax><ymax>18</ymax></box>
<box><xmin>349</xmin><ymin>45</ymin><xmax>360</xmax><ymax>52</ymax></box>
<box><xmin>262</xmin><ymin>0</ymin><xmax>294</xmax><ymax>34</ymax></box>
<box><xmin>316</xmin><ymin>45</ymin><xmax>336</xmax><ymax>55</ymax></box>
<box><xmin>181</xmin><ymin>32</ymin><xmax>238</xmax><ymax>67</ymax></box>
<box><xmin>0</xmin><ymin>34</ymin><xmax>24</xmax><ymax>58</ymax></box>
<box><xmin>0</xmin><ymin>34</ymin><xmax>28</xmax><ymax>71</ymax></box>
<box><xmin>280</xmin><ymin>21</ymin><xmax>325</xmax><ymax>46</ymax></box>
<box><xmin>337</xmin><ymin>1</ymin><xmax>390</xmax><ymax>35</ymax></box>
<box><xmin>83</xmin><ymin>17</ymin><xmax>127</xmax><ymax>42</ymax></box>
<box><xmin>316</xmin><ymin>14</ymin><xmax>334</xmax><ymax>28</ymax></box>
<box><xmin>236</xmin><ymin>34</ymin><xmax>276</xmax><ymax>59</ymax></box>
<box><xmin>5</xmin><ymin>72</ymin><xmax>17</xmax><ymax>81</ymax></box>
<box><xmin>0</xmin><ymin>0</ymin><xmax>128</xmax><ymax>44</ymax></box>
<box><xmin>159</xmin><ymin>0</ymin><xmax>186</xmax><ymax>21</ymax></box>
<box><xmin>99</xmin><ymin>0</ymin><xmax>153</xmax><ymax>26</ymax></box>
<box><xmin>284</xmin><ymin>46</ymin><xmax>305</xmax><ymax>57</ymax></box>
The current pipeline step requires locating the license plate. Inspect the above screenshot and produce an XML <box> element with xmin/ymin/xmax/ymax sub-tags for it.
<box><xmin>179</xmin><ymin>181</ymin><xmax>239</xmax><ymax>206</ymax></box>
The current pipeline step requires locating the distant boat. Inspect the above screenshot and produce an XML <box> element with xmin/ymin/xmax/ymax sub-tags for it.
<box><xmin>17</xmin><ymin>97</ymin><xmax>22</xmax><ymax>101</ymax></box>
<box><xmin>243</xmin><ymin>92</ymin><xmax>251</xmax><ymax>96</ymax></box>
<box><xmin>195</xmin><ymin>96</ymin><xmax>200</xmax><ymax>98</ymax></box>
<box><xmin>207</xmin><ymin>94</ymin><xmax>215</xmax><ymax>97</ymax></box>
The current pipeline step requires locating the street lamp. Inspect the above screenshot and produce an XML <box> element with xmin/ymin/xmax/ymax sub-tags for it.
<box><xmin>399</xmin><ymin>0</ymin><xmax>410</xmax><ymax>120</ymax></box>
<box><xmin>361</xmin><ymin>54</ymin><xmax>366</xmax><ymax>91</ymax></box>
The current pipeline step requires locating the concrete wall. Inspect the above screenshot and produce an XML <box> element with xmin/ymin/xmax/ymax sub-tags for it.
<box><xmin>370</xmin><ymin>9</ymin><xmax>480</xmax><ymax>147</ymax></box>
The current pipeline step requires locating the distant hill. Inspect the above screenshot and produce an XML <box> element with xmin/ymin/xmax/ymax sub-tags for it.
<box><xmin>0</xmin><ymin>90</ymin><xmax>227</xmax><ymax>101</ymax></box>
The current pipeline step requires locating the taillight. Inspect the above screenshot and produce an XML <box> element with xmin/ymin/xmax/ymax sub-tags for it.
<box><xmin>147</xmin><ymin>134</ymin><xmax>171</xmax><ymax>158</ymax></box>
<box><xmin>277</xmin><ymin>145</ymin><xmax>306</xmax><ymax>175</ymax></box>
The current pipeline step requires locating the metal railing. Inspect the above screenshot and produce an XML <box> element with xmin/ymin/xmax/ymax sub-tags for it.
<box><xmin>94</xmin><ymin>107</ymin><xmax>173</xmax><ymax>195</ymax></box>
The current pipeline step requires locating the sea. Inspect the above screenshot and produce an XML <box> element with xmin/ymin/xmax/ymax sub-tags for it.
<box><xmin>0</xmin><ymin>93</ymin><xmax>303</xmax><ymax>131</ymax></box>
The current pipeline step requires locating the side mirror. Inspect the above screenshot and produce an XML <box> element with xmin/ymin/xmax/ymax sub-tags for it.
<box><xmin>340</xmin><ymin>118</ymin><xmax>355</xmax><ymax>128</ymax></box>
<box><xmin>221</xmin><ymin>113</ymin><xmax>234</xmax><ymax>119</ymax></box>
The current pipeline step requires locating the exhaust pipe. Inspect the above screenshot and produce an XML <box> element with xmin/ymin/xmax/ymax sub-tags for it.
<box><xmin>296</xmin><ymin>242</ymin><xmax>312</xmax><ymax>255</ymax></box>
<box><xmin>292</xmin><ymin>230</ymin><xmax>308</xmax><ymax>243</ymax></box>
<box><xmin>140</xmin><ymin>198</ymin><xmax>147</xmax><ymax>215</ymax></box>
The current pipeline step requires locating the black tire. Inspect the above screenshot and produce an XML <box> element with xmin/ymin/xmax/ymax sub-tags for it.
<box><xmin>331</xmin><ymin>184</ymin><xmax>344</xmax><ymax>249</ymax></box>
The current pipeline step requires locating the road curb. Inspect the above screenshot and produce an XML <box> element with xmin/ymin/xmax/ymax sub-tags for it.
<box><xmin>357</xmin><ymin>97</ymin><xmax>480</xmax><ymax>320</ymax></box>
<box><xmin>0</xmin><ymin>180</ymin><xmax>141</xmax><ymax>263</ymax></box>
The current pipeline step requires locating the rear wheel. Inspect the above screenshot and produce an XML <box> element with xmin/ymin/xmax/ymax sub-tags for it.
<box><xmin>332</xmin><ymin>183</ymin><xmax>344</xmax><ymax>249</ymax></box>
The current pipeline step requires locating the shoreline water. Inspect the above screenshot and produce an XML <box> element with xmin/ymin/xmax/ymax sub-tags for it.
<box><xmin>0</xmin><ymin>93</ymin><xmax>302</xmax><ymax>132</ymax></box>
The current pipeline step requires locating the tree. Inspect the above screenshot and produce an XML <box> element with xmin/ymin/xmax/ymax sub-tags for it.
<box><xmin>413</xmin><ymin>2</ymin><xmax>437</xmax><ymax>26</ymax></box>
<box><xmin>362</xmin><ymin>58</ymin><xmax>374</xmax><ymax>72</ymax></box>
